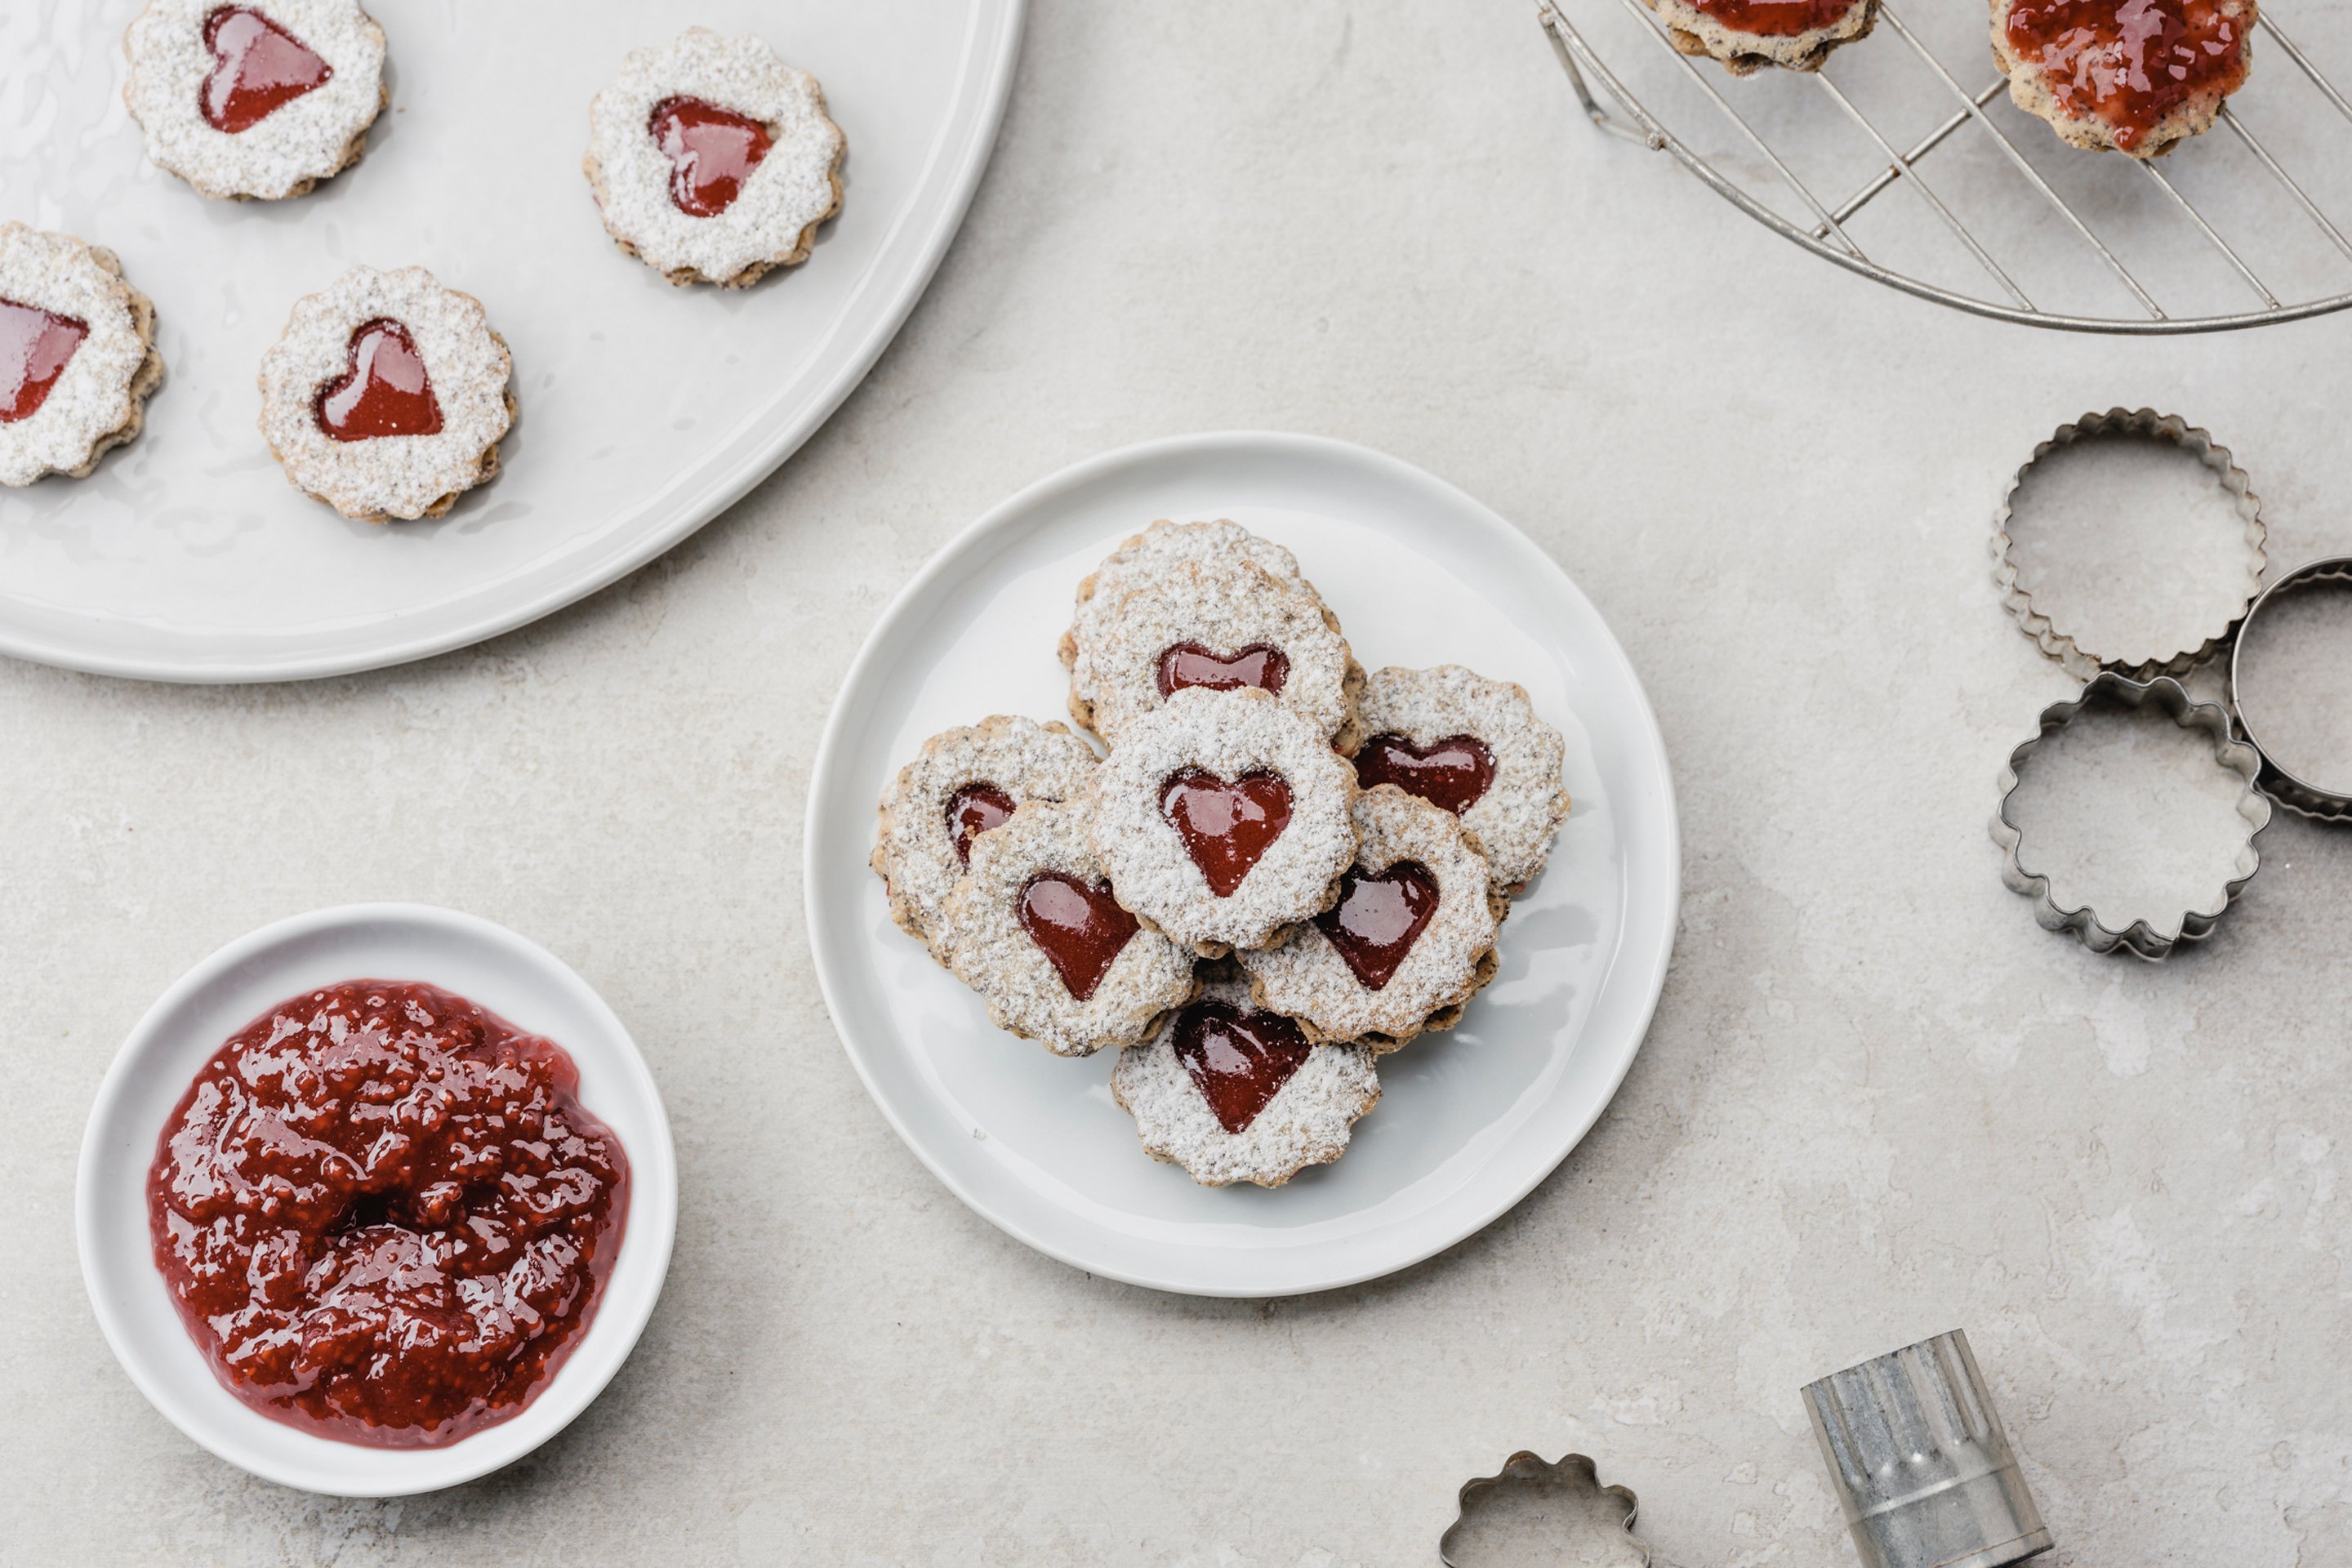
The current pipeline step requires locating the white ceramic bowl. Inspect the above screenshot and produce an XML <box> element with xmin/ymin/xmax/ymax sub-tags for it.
<box><xmin>76</xmin><ymin>904</ymin><xmax>677</xmax><ymax>1496</ymax></box>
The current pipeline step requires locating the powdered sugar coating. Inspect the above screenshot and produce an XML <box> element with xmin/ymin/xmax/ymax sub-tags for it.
<box><xmin>1062</xmin><ymin>519</ymin><xmax>1309</xmax><ymax>665</ymax></box>
<box><xmin>584</xmin><ymin>29</ymin><xmax>845</xmax><ymax>287</ymax></box>
<box><xmin>122</xmin><ymin>0</ymin><xmax>387</xmax><ymax>200</ymax></box>
<box><xmin>1089</xmin><ymin>687</ymin><xmax>1359</xmax><ymax>955</ymax></box>
<box><xmin>0</xmin><ymin>226</ymin><xmax>163</xmax><ymax>487</ymax></box>
<box><xmin>257</xmin><ymin>265</ymin><xmax>514</xmax><ymax>523</ymax></box>
<box><xmin>1111</xmin><ymin>966</ymin><xmax>1379</xmax><ymax>1187</ymax></box>
<box><xmin>871</xmin><ymin>715</ymin><xmax>1099</xmax><ymax>956</ymax></box>
<box><xmin>938</xmin><ymin>801</ymin><xmax>1197</xmax><ymax>1058</ymax></box>
<box><xmin>1356</xmin><ymin>666</ymin><xmax>1570</xmax><ymax>892</ymax></box>
<box><xmin>1238</xmin><ymin>786</ymin><xmax>1503</xmax><ymax>1049</ymax></box>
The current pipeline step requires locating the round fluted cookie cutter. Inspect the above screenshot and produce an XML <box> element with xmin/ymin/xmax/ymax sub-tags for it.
<box><xmin>1991</xmin><ymin>674</ymin><xmax>2272</xmax><ymax>960</ymax></box>
<box><xmin>1993</xmin><ymin>408</ymin><xmax>2267</xmax><ymax>681</ymax></box>
<box><xmin>2231</xmin><ymin>555</ymin><xmax>2352</xmax><ymax>824</ymax></box>
<box><xmin>1439</xmin><ymin>1451</ymin><xmax>1651</xmax><ymax>1566</ymax></box>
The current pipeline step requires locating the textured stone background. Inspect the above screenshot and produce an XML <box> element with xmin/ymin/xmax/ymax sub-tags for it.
<box><xmin>7</xmin><ymin>1</ymin><xmax>2352</xmax><ymax>1564</ymax></box>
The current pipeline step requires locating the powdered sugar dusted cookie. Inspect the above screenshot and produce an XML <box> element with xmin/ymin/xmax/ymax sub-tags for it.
<box><xmin>1111</xmin><ymin>965</ymin><xmax>1379</xmax><ymax>1187</ymax></box>
<box><xmin>257</xmin><ymin>265</ymin><xmax>514</xmax><ymax>523</ymax></box>
<box><xmin>1993</xmin><ymin>0</ymin><xmax>2253</xmax><ymax>158</ymax></box>
<box><xmin>1061</xmin><ymin>519</ymin><xmax>1310</xmax><ymax>666</ymax></box>
<box><xmin>585</xmin><ymin>29</ymin><xmax>845</xmax><ymax>287</ymax></box>
<box><xmin>123</xmin><ymin>0</ymin><xmax>387</xmax><ymax>201</ymax></box>
<box><xmin>938</xmin><ymin>800</ymin><xmax>1196</xmax><ymax>1058</ymax></box>
<box><xmin>1353</xmin><ymin>666</ymin><xmax>1570</xmax><ymax>893</ymax></box>
<box><xmin>1646</xmin><ymin>0</ymin><xmax>1878</xmax><ymax>75</ymax></box>
<box><xmin>0</xmin><ymin>226</ymin><xmax>164</xmax><ymax>487</ymax></box>
<box><xmin>1089</xmin><ymin>687</ymin><xmax>1358</xmax><ymax>956</ymax></box>
<box><xmin>1238</xmin><ymin>786</ymin><xmax>1504</xmax><ymax>1051</ymax></box>
<box><xmin>872</xmin><ymin>715</ymin><xmax>1099</xmax><ymax>957</ymax></box>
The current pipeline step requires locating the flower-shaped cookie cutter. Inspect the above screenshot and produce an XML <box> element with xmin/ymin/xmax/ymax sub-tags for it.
<box><xmin>2230</xmin><ymin>555</ymin><xmax>2352</xmax><ymax>824</ymax></box>
<box><xmin>1439</xmin><ymin>1450</ymin><xmax>1652</xmax><ymax>1566</ymax></box>
<box><xmin>1993</xmin><ymin>408</ymin><xmax>2267</xmax><ymax>682</ymax></box>
<box><xmin>1991</xmin><ymin>673</ymin><xmax>2272</xmax><ymax>960</ymax></box>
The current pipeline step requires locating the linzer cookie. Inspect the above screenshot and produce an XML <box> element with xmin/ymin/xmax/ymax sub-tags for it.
<box><xmin>1111</xmin><ymin>965</ymin><xmax>1379</xmax><ymax>1187</ymax></box>
<box><xmin>0</xmin><ymin>225</ymin><xmax>163</xmax><ymax>487</ymax></box>
<box><xmin>122</xmin><ymin>0</ymin><xmax>388</xmax><ymax>200</ymax></box>
<box><xmin>584</xmin><ymin>29</ymin><xmax>846</xmax><ymax>287</ymax></box>
<box><xmin>1089</xmin><ymin>687</ymin><xmax>1358</xmax><ymax>956</ymax></box>
<box><xmin>1353</xmin><ymin>666</ymin><xmax>1570</xmax><ymax>893</ymax></box>
<box><xmin>937</xmin><ymin>800</ymin><xmax>1196</xmax><ymax>1058</ymax></box>
<box><xmin>1062</xmin><ymin>519</ymin><xmax>1310</xmax><ymax>668</ymax></box>
<box><xmin>871</xmin><ymin>715</ymin><xmax>1099</xmax><ymax>958</ymax></box>
<box><xmin>257</xmin><ymin>265</ymin><xmax>514</xmax><ymax>522</ymax></box>
<box><xmin>1645</xmin><ymin>0</ymin><xmax>1878</xmax><ymax>74</ymax></box>
<box><xmin>1237</xmin><ymin>786</ymin><xmax>1504</xmax><ymax>1050</ymax></box>
<box><xmin>1993</xmin><ymin>0</ymin><xmax>2254</xmax><ymax>158</ymax></box>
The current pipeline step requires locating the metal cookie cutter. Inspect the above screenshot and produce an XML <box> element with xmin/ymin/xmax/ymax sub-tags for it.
<box><xmin>2231</xmin><ymin>555</ymin><xmax>2352</xmax><ymax>824</ymax></box>
<box><xmin>1440</xmin><ymin>1450</ymin><xmax>1652</xmax><ymax>1566</ymax></box>
<box><xmin>1993</xmin><ymin>408</ymin><xmax>2266</xmax><ymax>681</ymax></box>
<box><xmin>1991</xmin><ymin>673</ymin><xmax>2271</xmax><ymax>960</ymax></box>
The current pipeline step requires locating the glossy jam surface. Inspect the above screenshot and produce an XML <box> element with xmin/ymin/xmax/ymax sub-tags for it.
<box><xmin>1155</xmin><ymin>643</ymin><xmax>1290</xmax><ymax>700</ymax></box>
<box><xmin>1354</xmin><ymin>733</ymin><xmax>1497</xmax><ymax>816</ymax></box>
<box><xmin>648</xmin><ymin>96</ymin><xmax>773</xmax><ymax>218</ymax></box>
<box><xmin>201</xmin><ymin>7</ymin><xmax>333</xmax><ymax>134</ymax></box>
<box><xmin>147</xmin><ymin>981</ymin><xmax>629</xmax><ymax>1448</ymax></box>
<box><xmin>315</xmin><ymin>318</ymin><xmax>442</xmax><ymax>442</ymax></box>
<box><xmin>0</xmin><ymin>298</ymin><xmax>88</xmax><ymax>425</ymax></box>
<box><xmin>1172</xmin><ymin>1001</ymin><xmax>1313</xmax><ymax>1135</ymax></box>
<box><xmin>1314</xmin><ymin>862</ymin><xmax>1440</xmax><ymax>991</ymax></box>
<box><xmin>1158</xmin><ymin>768</ymin><xmax>1294</xmax><ymax>898</ymax></box>
<box><xmin>1681</xmin><ymin>0</ymin><xmax>1864</xmax><ymax>33</ymax></box>
<box><xmin>2003</xmin><ymin>0</ymin><xmax>2248</xmax><ymax>151</ymax></box>
<box><xmin>1016</xmin><ymin>873</ymin><xmax>1138</xmax><ymax>1000</ymax></box>
<box><xmin>944</xmin><ymin>782</ymin><xmax>1018</xmax><ymax>866</ymax></box>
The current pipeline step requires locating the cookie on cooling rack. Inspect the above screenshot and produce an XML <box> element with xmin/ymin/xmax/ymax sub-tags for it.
<box><xmin>585</xmin><ymin>28</ymin><xmax>846</xmax><ymax>287</ymax></box>
<box><xmin>1352</xmin><ymin>666</ymin><xmax>1570</xmax><ymax>894</ymax></box>
<box><xmin>0</xmin><ymin>225</ymin><xmax>164</xmax><ymax>488</ymax></box>
<box><xmin>1644</xmin><ymin>0</ymin><xmax>1879</xmax><ymax>75</ymax></box>
<box><xmin>1992</xmin><ymin>0</ymin><xmax>2255</xmax><ymax>158</ymax></box>
<box><xmin>873</xmin><ymin>715</ymin><xmax>1100</xmax><ymax>958</ymax></box>
<box><xmin>123</xmin><ymin>0</ymin><xmax>387</xmax><ymax>200</ymax></box>
<box><xmin>1111</xmin><ymin>965</ymin><xmax>1380</xmax><ymax>1188</ymax></box>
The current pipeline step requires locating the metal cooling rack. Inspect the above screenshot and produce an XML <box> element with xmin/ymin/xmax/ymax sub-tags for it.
<box><xmin>1539</xmin><ymin>0</ymin><xmax>2352</xmax><ymax>332</ymax></box>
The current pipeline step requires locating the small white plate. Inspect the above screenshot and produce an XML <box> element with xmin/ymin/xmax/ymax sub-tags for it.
<box><xmin>76</xmin><ymin>903</ymin><xmax>677</xmax><ymax>1496</ymax></box>
<box><xmin>804</xmin><ymin>432</ymin><xmax>1680</xmax><ymax>1297</ymax></box>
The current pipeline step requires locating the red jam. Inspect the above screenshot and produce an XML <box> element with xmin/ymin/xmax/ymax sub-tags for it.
<box><xmin>1155</xmin><ymin>643</ymin><xmax>1290</xmax><ymax>700</ymax></box>
<box><xmin>147</xmin><ymin>981</ymin><xmax>629</xmax><ymax>1448</ymax></box>
<box><xmin>1173</xmin><ymin>1001</ymin><xmax>1313</xmax><ymax>1134</ymax></box>
<box><xmin>1682</xmin><ymin>0</ymin><xmax>1866</xmax><ymax>33</ymax></box>
<box><xmin>1355</xmin><ymin>733</ymin><xmax>1497</xmax><ymax>816</ymax></box>
<box><xmin>1016</xmin><ymin>873</ymin><xmax>1138</xmax><ymax>1000</ymax></box>
<box><xmin>0</xmin><ymin>298</ymin><xmax>87</xmax><ymax>425</ymax></box>
<box><xmin>1314</xmin><ymin>862</ymin><xmax>1439</xmax><ymax>991</ymax></box>
<box><xmin>1159</xmin><ymin>768</ymin><xmax>1294</xmax><ymax>898</ymax></box>
<box><xmin>314</xmin><ymin>318</ymin><xmax>442</xmax><ymax>442</ymax></box>
<box><xmin>201</xmin><ymin>7</ymin><xmax>333</xmax><ymax>134</ymax></box>
<box><xmin>945</xmin><ymin>782</ymin><xmax>1018</xmax><ymax>866</ymax></box>
<box><xmin>2002</xmin><ymin>0</ymin><xmax>2249</xmax><ymax>152</ymax></box>
<box><xmin>648</xmin><ymin>96</ymin><xmax>773</xmax><ymax>218</ymax></box>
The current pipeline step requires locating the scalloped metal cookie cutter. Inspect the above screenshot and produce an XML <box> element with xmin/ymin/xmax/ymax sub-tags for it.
<box><xmin>2231</xmin><ymin>555</ymin><xmax>2352</xmax><ymax>824</ymax></box>
<box><xmin>1440</xmin><ymin>1451</ymin><xmax>1652</xmax><ymax>1566</ymax></box>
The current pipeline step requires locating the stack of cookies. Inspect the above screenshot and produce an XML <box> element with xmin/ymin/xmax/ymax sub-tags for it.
<box><xmin>872</xmin><ymin>521</ymin><xmax>1573</xmax><ymax>1188</ymax></box>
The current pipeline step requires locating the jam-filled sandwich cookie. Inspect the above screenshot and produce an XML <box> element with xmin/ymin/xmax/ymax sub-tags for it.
<box><xmin>123</xmin><ymin>0</ymin><xmax>387</xmax><ymax>200</ymax></box>
<box><xmin>1644</xmin><ymin>0</ymin><xmax>1878</xmax><ymax>74</ymax></box>
<box><xmin>1061</xmin><ymin>519</ymin><xmax>1311</xmax><ymax>670</ymax></box>
<box><xmin>1353</xmin><ymin>665</ymin><xmax>1570</xmax><ymax>893</ymax></box>
<box><xmin>0</xmin><ymin>225</ymin><xmax>164</xmax><ymax>487</ymax></box>
<box><xmin>937</xmin><ymin>801</ymin><xmax>1197</xmax><ymax>1058</ymax></box>
<box><xmin>585</xmin><ymin>29</ymin><xmax>845</xmax><ymax>288</ymax></box>
<box><xmin>1238</xmin><ymin>786</ymin><xmax>1505</xmax><ymax>1051</ymax></box>
<box><xmin>258</xmin><ymin>265</ymin><xmax>514</xmax><ymax>523</ymax></box>
<box><xmin>1089</xmin><ymin>687</ymin><xmax>1359</xmax><ymax>956</ymax></box>
<box><xmin>1111</xmin><ymin>966</ymin><xmax>1379</xmax><ymax>1187</ymax></box>
<box><xmin>1993</xmin><ymin>0</ymin><xmax>2254</xmax><ymax>158</ymax></box>
<box><xmin>872</xmin><ymin>715</ymin><xmax>1099</xmax><ymax>960</ymax></box>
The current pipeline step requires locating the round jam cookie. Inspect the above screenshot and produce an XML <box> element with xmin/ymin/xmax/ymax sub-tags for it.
<box><xmin>1994</xmin><ymin>0</ymin><xmax>2254</xmax><ymax>158</ymax></box>
<box><xmin>1237</xmin><ymin>786</ymin><xmax>1505</xmax><ymax>1051</ymax></box>
<box><xmin>1111</xmin><ymin>966</ymin><xmax>1379</xmax><ymax>1187</ymax></box>
<box><xmin>938</xmin><ymin>801</ymin><xmax>1197</xmax><ymax>1058</ymax></box>
<box><xmin>0</xmin><ymin>225</ymin><xmax>164</xmax><ymax>487</ymax></box>
<box><xmin>1645</xmin><ymin>0</ymin><xmax>1878</xmax><ymax>75</ymax></box>
<box><xmin>123</xmin><ymin>0</ymin><xmax>388</xmax><ymax>201</ymax></box>
<box><xmin>1352</xmin><ymin>665</ymin><xmax>1570</xmax><ymax>893</ymax></box>
<box><xmin>257</xmin><ymin>265</ymin><xmax>514</xmax><ymax>523</ymax></box>
<box><xmin>1060</xmin><ymin>519</ymin><xmax>1311</xmax><ymax>668</ymax></box>
<box><xmin>584</xmin><ymin>29</ymin><xmax>846</xmax><ymax>288</ymax></box>
<box><xmin>871</xmin><ymin>715</ymin><xmax>1099</xmax><ymax>958</ymax></box>
<box><xmin>1089</xmin><ymin>687</ymin><xmax>1359</xmax><ymax>956</ymax></box>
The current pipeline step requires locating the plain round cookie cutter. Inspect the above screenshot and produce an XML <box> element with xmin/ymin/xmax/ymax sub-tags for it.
<box><xmin>2230</xmin><ymin>555</ymin><xmax>2352</xmax><ymax>824</ymax></box>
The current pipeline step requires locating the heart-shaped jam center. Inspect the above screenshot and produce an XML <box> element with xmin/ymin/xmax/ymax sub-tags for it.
<box><xmin>1173</xmin><ymin>1000</ymin><xmax>1312</xmax><ymax>1134</ymax></box>
<box><xmin>1314</xmin><ymin>861</ymin><xmax>1439</xmax><ymax>991</ymax></box>
<box><xmin>0</xmin><ymin>298</ymin><xmax>88</xmax><ymax>425</ymax></box>
<box><xmin>1156</xmin><ymin>642</ymin><xmax>1290</xmax><ymax>699</ymax></box>
<box><xmin>314</xmin><ymin>318</ymin><xmax>443</xmax><ymax>442</ymax></box>
<box><xmin>1017</xmin><ymin>873</ymin><xmax>1138</xmax><ymax>1001</ymax></box>
<box><xmin>1354</xmin><ymin>733</ymin><xmax>1497</xmax><ymax>816</ymax></box>
<box><xmin>944</xmin><ymin>782</ymin><xmax>1018</xmax><ymax>866</ymax></box>
<box><xmin>200</xmin><ymin>7</ymin><xmax>333</xmax><ymax>134</ymax></box>
<box><xmin>1159</xmin><ymin>768</ymin><xmax>1292</xmax><ymax>898</ymax></box>
<box><xmin>648</xmin><ymin>96</ymin><xmax>773</xmax><ymax>218</ymax></box>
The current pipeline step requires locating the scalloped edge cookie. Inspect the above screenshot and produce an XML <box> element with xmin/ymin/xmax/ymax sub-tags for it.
<box><xmin>1646</xmin><ymin>0</ymin><xmax>1878</xmax><ymax>74</ymax></box>
<box><xmin>1353</xmin><ymin>665</ymin><xmax>1571</xmax><ymax>893</ymax></box>
<box><xmin>0</xmin><ymin>226</ymin><xmax>165</xmax><ymax>486</ymax></box>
